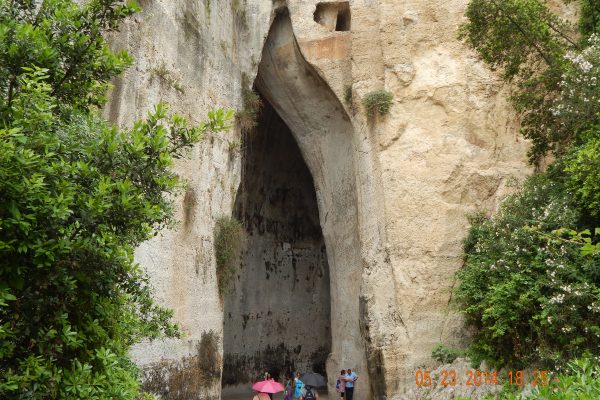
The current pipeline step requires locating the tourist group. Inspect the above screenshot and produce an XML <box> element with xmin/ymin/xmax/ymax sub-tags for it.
<box><xmin>252</xmin><ymin>369</ymin><xmax>359</xmax><ymax>400</ymax></box>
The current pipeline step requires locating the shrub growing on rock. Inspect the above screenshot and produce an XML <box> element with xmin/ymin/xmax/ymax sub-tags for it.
<box><xmin>235</xmin><ymin>75</ymin><xmax>262</xmax><ymax>132</ymax></box>
<box><xmin>343</xmin><ymin>84</ymin><xmax>353</xmax><ymax>105</ymax></box>
<box><xmin>432</xmin><ymin>344</ymin><xmax>463</xmax><ymax>364</ymax></box>
<box><xmin>362</xmin><ymin>89</ymin><xmax>393</xmax><ymax>117</ymax></box>
<box><xmin>214</xmin><ymin>216</ymin><xmax>245</xmax><ymax>298</ymax></box>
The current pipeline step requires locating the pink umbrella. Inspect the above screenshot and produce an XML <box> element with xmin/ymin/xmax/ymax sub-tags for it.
<box><xmin>252</xmin><ymin>379</ymin><xmax>285</xmax><ymax>394</ymax></box>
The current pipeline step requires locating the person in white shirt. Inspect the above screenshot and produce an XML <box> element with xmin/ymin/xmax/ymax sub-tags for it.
<box><xmin>344</xmin><ymin>369</ymin><xmax>358</xmax><ymax>400</ymax></box>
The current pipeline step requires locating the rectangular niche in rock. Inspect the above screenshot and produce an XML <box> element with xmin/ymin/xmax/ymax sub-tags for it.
<box><xmin>314</xmin><ymin>1</ymin><xmax>351</xmax><ymax>32</ymax></box>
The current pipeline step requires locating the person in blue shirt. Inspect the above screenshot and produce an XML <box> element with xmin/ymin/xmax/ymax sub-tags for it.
<box><xmin>293</xmin><ymin>372</ymin><xmax>304</xmax><ymax>400</ymax></box>
<box><xmin>344</xmin><ymin>368</ymin><xmax>358</xmax><ymax>400</ymax></box>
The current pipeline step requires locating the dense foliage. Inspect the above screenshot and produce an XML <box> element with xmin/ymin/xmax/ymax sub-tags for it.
<box><xmin>0</xmin><ymin>0</ymin><xmax>136</xmax><ymax>113</ymax></box>
<box><xmin>526</xmin><ymin>358</ymin><xmax>600</xmax><ymax>399</ymax></box>
<box><xmin>580</xmin><ymin>0</ymin><xmax>600</xmax><ymax>37</ymax></box>
<box><xmin>457</xmin><ymin>0</ymin><xmax>600</xmax><ymax>372</ymax></box>
<box><xmin>457</xmin><ymin>173</ymin><xmax>600</xmax><ymax>368</ymax></box>
<box><xmin>0</xmin><ymin>1</ymin><xmax>231</xmax><ymax>398</ymax></box>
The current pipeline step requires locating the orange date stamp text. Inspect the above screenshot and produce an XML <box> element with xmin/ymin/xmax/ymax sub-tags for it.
<box><xmin>414</xmin><ymin>369</ymin><xmax>554</xmax><ymax>388</ymax></box>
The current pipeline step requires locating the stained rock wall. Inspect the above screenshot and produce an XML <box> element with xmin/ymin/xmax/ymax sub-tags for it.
<box><xmin>223</xmin><ymin>99</ymin><xmax>331</xmax><ymax>385</ymax></box>
<box><xmin>105</xmin><ymin>1</ymin><xmax>273</xmax><ymax>399</ymax></box>
<box><xmin>106</xmin><ymin>0</ymin><xmax>531</xmax><ymax>399</ymax></box>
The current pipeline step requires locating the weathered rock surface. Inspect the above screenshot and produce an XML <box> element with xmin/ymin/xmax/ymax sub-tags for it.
<box><xmin>106</xmin><ymin>0</ymin><xmax>531</xmax><ymax>399</ymax></box>
<box><xmin>107</xmin><ymin>1</ymin><xmax>273</xmax><ymax>398</ymax></box>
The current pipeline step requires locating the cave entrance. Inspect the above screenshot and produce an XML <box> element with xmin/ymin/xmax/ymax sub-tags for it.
<box><xmin>223</xmin><ymin>7</ymin><xmax>377</xmax><ymax>399</ymax></box>
<box><xmin>222</xmin><ymin>97</ymin><xmax>332</xmax><ymax>387</ymax></box>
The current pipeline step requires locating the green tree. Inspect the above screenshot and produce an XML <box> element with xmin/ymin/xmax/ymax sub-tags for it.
<box><xmin>459</xmin><ymin>0</ymin><xmax>597</xmax><ymax>165</ymax></box>
<box><xmin>0</xmin><ymin>1</ymin><xmax>232</xmax><ymax>398</ymax></box>
<box><xmin>0</xmin><ymin>0</ymin><xmax>137</xmax><ymax>114</ymax></box>
<box><xmin>457</xmin><ymin>173</ymin><xmax>600</xmax><ymax>368</ymax></box>
<box><xmin>457</xmin><ymin>0</ymin><xmax>600</xmax><ymax>370</ymax></box>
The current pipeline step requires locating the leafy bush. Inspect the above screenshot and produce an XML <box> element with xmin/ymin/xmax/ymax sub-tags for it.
<box><xmin>0</xmin><ymin>71</ymin><xmax>232</xmax><ymax>400</ymax></box>
<box><xmin>550</xmin><ymin>37</ymin><xmax>600</xmax><ymax>147</ymax></box>
<box><xmin>456</xmin><ymin>172</ymin><xmax>600</xmax><ymax>369</ymax></box>
<box><xmin>0</xmin><ymin>0</ymin><xmax>137</xmax><ymax>112</ymax></box>
<box><xmin>431</xmin><ymin>344</ymin><xmax>463</xmax><ymax>364</ymax></box>
<box><xmin>0</xmin><ymin>1</ymin><xmax>232</xmax><ymax>398</ymax></box>
<box><xmin>214</xmin><ymin>216</ymin><xmax>245</xmax><ymax>298</ymax></box>
<box><xmin>362</xmin><ymin>89</ymin><xmax>393</xmax><ymax>117</ymax></box>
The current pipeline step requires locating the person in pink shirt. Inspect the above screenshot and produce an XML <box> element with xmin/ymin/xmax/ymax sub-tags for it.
<box><xmin>336</xmin><ymin>369</ymin><xmax>346</xmax><ymax>398</ymax></box>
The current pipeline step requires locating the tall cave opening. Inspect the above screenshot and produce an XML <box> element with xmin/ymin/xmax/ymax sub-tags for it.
<box><xmin>222</xmin><ymin>96</ymin><xmax>332</xmax><ymax>387</ymax></box>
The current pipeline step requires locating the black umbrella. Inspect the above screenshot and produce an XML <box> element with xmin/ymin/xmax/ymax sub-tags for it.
<box><xmin>300</xmin><ymin>372</ymin><xmax>327</xmax><ymax>388</ymax></box>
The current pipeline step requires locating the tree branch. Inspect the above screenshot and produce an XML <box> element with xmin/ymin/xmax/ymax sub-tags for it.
<box><xmin>546</xmin><ymin>19</ymin><xmax>580</xmax><ymax>49</ymax></box>
<box><xmin>51</xmin><ymin>6</ymin><xmax>109</xmax><ymax>98</ymax></box>
<box><xmin>7</xmin><ymin>77</ymin><xmax>15</xmax><ymax>109</ymax></box>
<box><xmin>491</xmin><ymin>0</ymin><xmax>556</xmax><ymax>68</ymax></box>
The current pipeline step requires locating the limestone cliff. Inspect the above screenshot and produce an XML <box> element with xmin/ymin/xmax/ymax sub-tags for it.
<box><xmin>106</xmin><ymin>1</ymin><xmax>530</xmax><ymax>399</ymax></box>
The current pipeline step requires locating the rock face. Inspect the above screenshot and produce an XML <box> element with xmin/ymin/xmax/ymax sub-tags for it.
<box><xmin>223</xmin><ymin>99</ymin><xmax>332</xmax><ymax>385</ymax></box>
<box><xmin>106</xmin><ymin>0</ymin><xmax>530</xmax><ymax>399</ymax></box>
